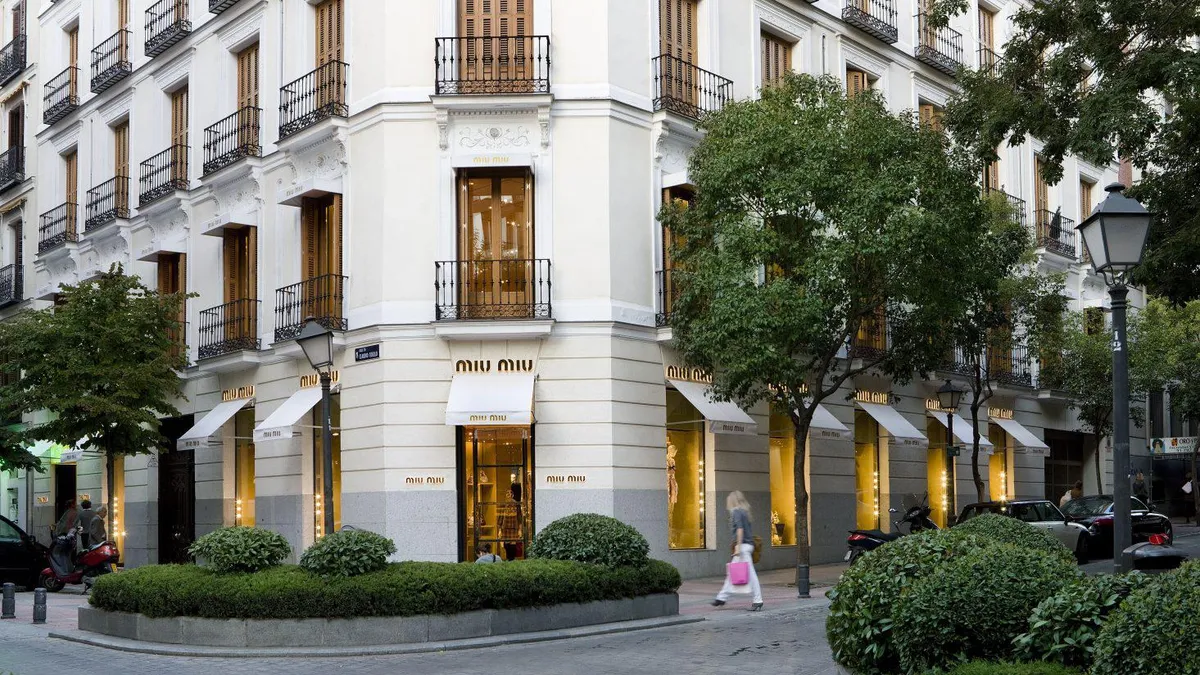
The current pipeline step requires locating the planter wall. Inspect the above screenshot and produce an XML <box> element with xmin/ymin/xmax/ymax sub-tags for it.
<box><xmin>78</xmin><ymin>593</ymin><xmax>679</xmax><ymax>647</ymax></box>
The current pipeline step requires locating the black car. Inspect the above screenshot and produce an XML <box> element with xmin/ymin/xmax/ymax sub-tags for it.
<box><xmin>1062</xmin><ymin>495</ymin><xmax>1173</xmax><ymax>556</ymax></box>
<box><xmin>0</xmin><ymin>514</ymin><xmax>46</xmax><ymax>589</ymax></box>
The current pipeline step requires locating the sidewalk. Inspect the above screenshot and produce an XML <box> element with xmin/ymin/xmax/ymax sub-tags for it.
<box><xmin>677</xmin><ymin>562</ymin><xmax>845</xmax><ymax>616</ymax></box>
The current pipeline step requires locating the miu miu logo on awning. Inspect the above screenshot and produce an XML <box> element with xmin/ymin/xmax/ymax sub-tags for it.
<box><xmin>455</xmin><ymin>359</ymin><xmax>535</xmax><ymax>373</ymax></box>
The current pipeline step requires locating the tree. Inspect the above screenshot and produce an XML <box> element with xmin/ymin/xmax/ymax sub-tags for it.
<box><xmin>0</xmin><ymin>265</ymin><xmax>188</xmax><ymax>522</ymax></box>
<box><xmin>931</xmin><ymin>0</ymin><xmax>1200</xmax><ymax>303</ymax></box>
<box><xmin>661</xmin><ymin>74</ymin><xmax>999</xmax><ymax>594</ymax></box>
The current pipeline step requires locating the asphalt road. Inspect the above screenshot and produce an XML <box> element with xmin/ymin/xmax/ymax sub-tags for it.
<box><xmin>1079</xmin><ymin>530</ymin><xmax>1200</xmax><ymax>575</ymax></box>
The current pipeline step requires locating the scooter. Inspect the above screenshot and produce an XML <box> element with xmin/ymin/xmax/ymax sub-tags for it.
<box><xmin>844</xmin><ymin>494</ymin><xmax>938</xmax><ymax>565</ymax></box>
<box><xmin>39</xmin><ymin>526</ymin><xmax>120</xmax><ymax>592</ymax></box>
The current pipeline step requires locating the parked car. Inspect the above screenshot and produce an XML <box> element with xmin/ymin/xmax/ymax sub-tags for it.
<box><xmin>957</xmin><ymin>499</ymin><xmax>1091</xmax><ymax>562</ymax></box>
<box><xmin>0</xmin><ymin>514</ymin><xmax>48</xmax><ymax>589</ymax></box>
<box><xmin>1061</xmin><ymin>495</ymin><xmax>1173</xmax><ymax>557</ymax></box>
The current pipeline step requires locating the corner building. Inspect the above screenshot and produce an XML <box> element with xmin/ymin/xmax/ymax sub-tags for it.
<box><xmin>8</xmin><ymin>0</ymin><xmax>1146</xmax><ymax>575</ymax></box>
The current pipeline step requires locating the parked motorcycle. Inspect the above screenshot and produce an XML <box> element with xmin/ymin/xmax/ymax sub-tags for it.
<box><xmin>39</xmin><ymin>526</ymin><xmax>119</xmax><ymax>592</ymax></box>
<box><xmin>844</xmin><ymin>494</ymin><xmax>937</xmax><ymax>565</ymax></box>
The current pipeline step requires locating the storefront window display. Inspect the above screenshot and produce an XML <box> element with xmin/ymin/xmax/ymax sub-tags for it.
<box><xmin>313</xmin><ymin>395</ymin><xmax>342</xmax><ymax>536</ymax></box>
<box><xmin>924</xmin><ymin>419</ymin><xmax>953</xmax><ymax>527</ymax></box>
<box><xmin>110</xmin><ymin>455</ymin><xmax>126</xmax><ymax>555</ymax></box>
<box><xmin>854</xmin><ymin>411</ymin><xmax>887</xmax><ymax>531</ymax></box>
<box><xmin>769</xmin><ymin>412</ymin><xmax>799</xmax><ymax>546</ymax></box>
<box><xmin>234</xmin><ymin>407</ymin><xmax>256</xmax><ymax>526</ymax></box>
<box><xmin>989</xmin><ymin>423</ymin><xmax>1013</xmax><ymax>502</ymax></box>
<box><xmin>667</xmin><ymin>388</ymin><xmax>705</xmax><ymax>549</ymax></box>
<box><xmin>461</xmin><ymin>426</ymin><xmax>533</xmax><ymax>561</ymax></box>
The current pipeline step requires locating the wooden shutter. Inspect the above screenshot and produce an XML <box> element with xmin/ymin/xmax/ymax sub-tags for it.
<box><xmin>315</xmin><ymin>0</ymin><xmax>343</xmax><ymax>66</ymax></box>
<box><xmin>68</xmin><ymin>27</ymin><xmax>77</xmax><ymax>67</ymax></box>
<box><xmin>659</xmin><ymin>0</ymin><xmax>696</xmax><ymax>62</ymax></box>
<box><xmin>223</xmin><ymin>228</ymin><xmax>256</xmax><ymax>303</ymax></box>
<box><xmin>983</xmin><ymin>155</ymin><xmax>1000</xmax><ymax>191</ymax></box>
<box><xmin>7</xmin><ymin>104</ymin><xmax>21</xmax><ymax>150</ymax></box>
<box><xmin>459</xmin><ymin>0</ymin><xmax>531</xmax><ymax>37</ymax></box>
<box><xmin>114</xmin><ymin>122</ymin><xmax>129</xmax><ymax>176</ymax></box>
<box><xmin>64</xmin><ymin>151</ymin><xmax>77</xmax><ymax>203</ymax></box>
<box><xmin>237</xmin><ymin>43</ymin><xmax>259</xmax><ymax>109</ymax></box>
<box><xmin>847</xmin><ymin>69</ymin><xmax>868</xmax><ymax>97</ymax></box>
<box><xmin>171</xmin><ymin>86</ymin><xmax>188</xmax><ymax>147</ymax></box>
<box><xmin>1034</xmin><ymin>157</ymin><xmax>1048</xmax><ymax>214</ymax></box>
<box><xmin>11</xmin><ymin>2</ymin><xmax>22</xmax><ymax>41</ymax></box>
<box><xmin>301</xmin><ymin>196</ymin><xmax>340</xmax><ymax>320</ymax></box>
<box><xmin>1080</xmin><ymin>180</ymin><xmax>1094</xmax><ymax>220</ymax></box>
<box><xmin>118</xmin><ymin>0</ymin><xmax>129</xmax><ymax>28</ymax></box>
<box><xmin>978</xmin><ymin>8</ymin><xmax>994</xmax><ymax>51</ymax></box>
<box><xmin>919</xmin><ymin>103</ymin><xmax>943</xmax><ymax>131</ymax></box>
<box><xmin>761</xmin><ymin>32</ymin><xmax>790</xmax><ymax>88</ymax></box>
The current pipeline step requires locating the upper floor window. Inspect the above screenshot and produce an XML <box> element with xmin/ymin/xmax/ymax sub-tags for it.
<box><xmin>919</xmin><ymin>102</ymin><xmax>945</xmax><ymax>131</ymax></box>
<box><xmin>846</xmin><ymin>68</ymin><xmax>873</xmax><ymax>97</ymax></box>
<box><xmin>660</xmin><ymin>0</ymin><xmax>697</xmax><ymax>63</ymax></box>
<box><xmin>761</xmin><ymin>31</ymin><xmax>792</xmax><ymax>88</ymax></box>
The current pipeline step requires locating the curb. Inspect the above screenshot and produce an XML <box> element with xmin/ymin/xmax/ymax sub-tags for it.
<box><xmin>49</xmin><ymin>614</ymin><xmax>706</xmax><ymax>658</ymax></box>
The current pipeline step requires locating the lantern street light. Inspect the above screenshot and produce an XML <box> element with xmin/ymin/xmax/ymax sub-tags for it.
<box><xmin>1076</xmin><ymin>183</ymin><xmax>1152</xmax><ymax>573</ymax></box>
<box><xmin>296</xmin><ymin>316</ymin><xmax>335</xmax><ymax>538</ymax></box>
<box><xmin>937</xmin><ymin>380</ymin><xmax>965</xmax><ymax>518</ymax></box>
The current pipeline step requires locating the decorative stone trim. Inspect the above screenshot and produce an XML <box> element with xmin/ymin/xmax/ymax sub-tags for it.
<box><xmin>78</xmin><ymin>594</ymin><xmax>680</xmax><ymax>648</ymax></box>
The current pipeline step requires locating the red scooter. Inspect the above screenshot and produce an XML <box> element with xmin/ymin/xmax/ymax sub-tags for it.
<box><xmin>39</xmin><ymin>526</ymin><xmax>120</xmax><ymax>592</ymax></box>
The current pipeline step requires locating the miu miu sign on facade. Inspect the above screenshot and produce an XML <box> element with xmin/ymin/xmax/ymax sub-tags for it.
<box><xmin>455</xmin><ymin>359</ymin><xmax>535</xmax><ymax>373</ymax></box>
<box><xmin>665</xmin><ymin>365</ymin><xmax>713</xmax><ymax>384</ymax></box>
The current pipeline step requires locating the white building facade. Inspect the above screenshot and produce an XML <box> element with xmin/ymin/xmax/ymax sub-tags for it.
<box><xmin>3</xmin><ymin>0</ymin><xmax>1152</xmax><ymax>575</ymax></box>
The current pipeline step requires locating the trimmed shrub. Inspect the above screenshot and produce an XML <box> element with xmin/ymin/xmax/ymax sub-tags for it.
<box><xmin>529</xmin><ymin>513</ymin><xmax>650</xmax><ymax>568</ymax></box>
<box><xmin>187</xmin><ymin>526</ymin><xmax>291</xmax><ymax>573</ymax></box>
<box><xmin>1013</xmin><ymin>572</ymin><xmax>1153</xmax><ymax>668</ymax></box>
<box><xmin>951</xmin><ymin>513</ymin><xmax>1076</xmax><ymax>566</ymax></box>
<box><xmin>941</xmin><ymin>662</ymin><xmax>1082</xmax><ymax>675</ymax></box>
<box><xmin>88</xmin><ymin>558</ymin><xmax>682</xmax><ymax>619</ymax></box>
<box><xmin>893</xmin><ymin>544</ymin><xmax>1080</xmax><ymax>674</ymax></box>
<box><xmin>825</xmin><ymin>528</ymin><xmax>991</xmax><ymax>675</ymax></box>
<box><xmin>300</xmin><ymin>529</ymin><xmax>397</xmax><ymax>578</ymax></box>
<box><xmin>1091</xmin><ymin>561</ymin><xmax>1200</xmax><ymax>675</ymax></box>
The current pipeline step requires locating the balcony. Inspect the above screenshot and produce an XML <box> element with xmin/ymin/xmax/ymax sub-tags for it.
<box><xmin>988</xmin><ymin>342</ymin><xmax>1034</xmax><ymax>387</ymax></box>
<box><xmin>85</xmin><ymin>176</ymin><xmax>131</xmax><ymax>232</ymax></box>
<box><xmin>204</xmin><ymin>106</ymin><xmax>261</xmax><ymax>176</ymax></box>
<box><xmin>279</xmin><ymin>60</ymin><xmax>348</xmax><ymax>140</ymax></box>
<box><xmin>38</xmin><ymin>202</ymin><xmax>78</xmax><ymax>254</ymax></box>
<box><xmin>850</xmin><ymin>312</ymin><xmax>889</xmax><ymax>361</ymax></box>
<box><xmin>655</xmin><ymin>269</ymin><xmax>680</xmax><ymax>328</ymax></box>
<box><xmin>209</xmin><ymin>0</ymin><xmax>241</xmax><ymax>14</ymax></box>
<box><xmin>274</xmin><ymin>274</ymin><xmax>346</xmax><ymax>342</ymax></box>
<box><xmin>145</xmin><ymin>0</ymin><xmax>191</xmax><ymax>58</ymax></box>
<box><xmin>434</xmin><ymin>259</ymin><xmax>551</xmax><ymax>321</ymax></box>
<box><xmin>91</xmin><ymin>29</ymin><xmax>132</xmax><ymax>94</ymax></box>
<box><xmin>915</xmin><ymin>12</ymin><xmax>963</xmax><ymax>76</ymax></box>
<box><xmin>0</xmin><ymin>34</ymin><xmax>26</xmax><ymax>87</ymax></box>
<box><xmin>940</xmin><ymin>344</ymin><xmax>976</xmax><ymax>377</ymax></box>
<box><xmin>843</xmin><ymin>0</ymin><xmax>899</xmax><ymax>45</ymax></box>
<box><xmin>978</xmin><ymin>47</ymin><xmax>1002</xmax><ymax>75</ymax></box>
<box><xmin>1034</xmin><ymin>209</ymin><xmax>1078</xmax><ymax>260</ymax></box>
<box><xmin>0</xmin><ymin>263</ymin><xmax>20</xmax><ymax>308</ymax></box>
<box><xmin>984</xmin><ymin>186</ymin><xmax>1027</xmax><ymax>228</ymax></box>
<box><xmin>198</xmin><ymin>298</ymin><xmax>260</xmax><ymax>359</ymax></box>
<box><xmin>434</xmin><ymin>35</ymin><xmax>551</xmax><ymax>95</ymax></box>
<box><xmin>652</xmin><ymin>55</ymin><xmax>734</xmax><ymax>120</ymax></box>
<box><xmin>139</xmin><ymin>145</ymin><xmax>189</xmax><ymax>207</ymax></box>
<box><xmin>0</xmin><ymin>146</ymin><xmax>23</xmax><ymax>192</ymax></box>
<box><xmin>43</xmin><ymin>67</ymin><xmax>79</xmax><ymax>126</ymax></box>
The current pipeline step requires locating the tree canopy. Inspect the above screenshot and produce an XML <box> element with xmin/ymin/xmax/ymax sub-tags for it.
<box><xmin>661</xmin><ymin>73</ymin><xmax>1005</xmax><ymax>578</ymax></box>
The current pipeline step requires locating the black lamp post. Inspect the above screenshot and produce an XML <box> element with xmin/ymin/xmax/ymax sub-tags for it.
<box><xmin>296</xmin><ymin>316</ymin><xmax>335</xmax><ymax>538</ymax></box>
<box><xmin>1076</xmin><ymin>183</ymin><xmax>1152</xmax><ymax>573</ymax></box>
<box><xmin>937</xmin><ymin>380</ymin><xmax>965</xmax><ymax>520</ymax></box>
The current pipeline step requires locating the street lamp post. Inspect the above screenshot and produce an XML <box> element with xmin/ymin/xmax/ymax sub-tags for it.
<box><xmin>937</xmin><ymin>380</ymin><xmax>965</xmax><ymax>522</ymax></box>
<box><xmin>296</xmin><ymin>317</ymin><xmax>335</xmax><ymax>538</ymax></box>
<box><xmin>1076</xmin><ymin>183</ymin><xmax>1153</xmax><ymax>574</ymax></box>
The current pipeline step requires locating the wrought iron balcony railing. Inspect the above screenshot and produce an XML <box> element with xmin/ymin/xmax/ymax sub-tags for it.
<box><xmin>843</xmin><ymin>0</ymin><xmax>899</xmax><ymax>44</ymax></box>
<box><xmin>984</xmin><ymin>186</ymin><xmax>1028</xmax><ymax>228</ymax></box>
<box><xmin>279</xmin><ymin>60</ymin><xmax>348</xmax><ymax>140</ymax></box>
<box><xmin>988</xmin><ymin>342</ymin><xmax>1034</xmax><ymax>387</ymax></box>
<box><xmin>198</xmin><ymin>298</ymin><xmax>260</xmax><ymax>359</ymax></box>
<box><xmin>209</xmin><ymin>0</ymin><xmax>241</xmax><ymax>14</ymax></box>
<box><xmin>434</xmin><ymin>35</ymin><xmax>551</xmax><ymax>95</ymax></box>
<box><xmin>915</xmin><ymin>11</ymin><xmax>963</xmax><ymax>76</ymax></box>
<box><xmin>940</xmin><ymin>344</ymin><xmax>976</xmax><ymax>377</ymax></box>
<box><xmin>978</xmin><ymin>47</ymin><xmax>1002</xmax><ymax>75</ymax></box>
<box><xmin>139</xmin><ymin>145</ymin><xmax>189</xmax><ymax>207</ymax></box>
<box><xmin>91</xmin><ymin>29</ymin><xmax>132</xmax><ymax>94</ymax></box>
<box><xmin>146</xmin><ymin>0</ymin><xmax>191</xmax><ymax>58</ymax></box>
<box><xmin>274</xmin><ymin>274</ymin><xmax>346</xmax><ymax>342</ymax></box>
<box><xmin>1034</xmin><ymin>209</ymin><xmax>1078</xmax><ymax>260</ymax></box>
<box><xmin>38</xmin><ymin>202</ymin><xmax>78</xmax><ymax>254</ymax></box>
<box><xmin>0</xmin><ymin>263</ymin><xmax>21</xmax><ymax>308</ymax></box>
<box><xmin>850</xmin><ymin>311</ymin><xmax>889</xmax><ymax>360</ymax></box>
<box><xmin>435</xmin><ymin>259</ymin><xmax>551</xmax><ymax>321</ymax></box>
<box><xmin>0</xmin><ymin>34</ymin><xmax>26</xmax><ymax>88</ymax></box>
<box><xmin>656</xmin><ymin>268</ymin><xmax>681</xmax><ymax>328</ymax></box>
<box><xmin>0</xmin><ymin>146</ymin><xmax>23</xmax><ymax>192</ymax></box>
<box><xmin>652</xmin><ymin>54</ymin><xmax>733</xmax><ymax>120</ymax></box>
<box><xmin>86</xmin><ymin>176</ymin><xmax>131</xmax><ymax>232</ymax></box>
<box><xmin>43</xmin><ymin>67</ymin><xmax>79</xmax><ymax>126</ymax></box>
<box><xmin>204</xmin><ymin>106</ymin><xmax>261</xmax><ymax>175</ymax></box>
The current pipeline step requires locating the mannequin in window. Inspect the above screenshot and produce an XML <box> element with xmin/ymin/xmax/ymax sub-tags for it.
<box><xmin>667</xmin><ymin>443</ymin><xmax>679</xmax><ymax>506</ymax></box>
<box><xmin>502</xmin><ymin>483</ymin><xmax>523</xmax><ymax>560</ymax></box>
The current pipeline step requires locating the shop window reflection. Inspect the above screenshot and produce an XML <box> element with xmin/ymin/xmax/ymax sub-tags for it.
<box><xmin>925</xmin><ymin>419</ymin><xmax>953</xmax><ymax>527</ymax></box>
<box><xmin>667</xmin><ymin>388</ymin><xmax>705</xmax><ymax>549</ymax></box>
<box><xmin>768</xmin><ymin>412</ymin><xmax>798</xmax><ymax>546</ymax></box>
<box><xmin>989</xmin><ymin>423</ymin><xmax>1013</xmax><ymax>502</ymax></box>
<box><xmin>313</xmin><ymin>394</ymin><xmax>342</xmax><ymax>536</ymax></box>
<box><xmin>854</xmin><ymin>411</ymin><xmax>887</xmax><ymax>531</ymax></box>
<box><xmin>234</xmin><ymin>407</ymin><xmax>256</xmax><ymax>527</ymax></box>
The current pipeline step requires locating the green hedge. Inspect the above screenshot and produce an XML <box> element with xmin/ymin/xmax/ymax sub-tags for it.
<box><xmin>951</xmin><ymin>513</ymin><xmax>1076</xmax><ymax>566</ymax></box>
<box><xmin>187</xmin><ymin>527</ymin><xmax>291</xmax><ymax>573</ymax></box>
<box><xmin>529</xmin><ymin>513</ymin><xmax>650</xmax><ymax>568</ymax></box>
<box><xmin>939</xmin><ymin>662</ymin><xmax>1082</xmax><ymax>675</ymax></box>
<box><xmin>89</xmin><ymin>559</ymin><xmax>682</xmax><ymax>619</ymax></box>
<box><xmin>1091</xmin><ymin>561</ymin><xmax>1200</xmax><ymax>675</ymax></box>
<box><xmin>300</xmin><ymin>529</ymin><xmax>397</xmax><ymax>578</ymax></box>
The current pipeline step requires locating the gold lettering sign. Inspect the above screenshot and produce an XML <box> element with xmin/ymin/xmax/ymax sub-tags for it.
<box><xmin>855</xmin><ymin>390</ymin><xmax>891</xmax><ymax>405</ymax></box>
<box><xmin>36</xmin><ymin>496</ymin><xmax>49</xmax><ymax>504</ymax></box>
<box><xmin>769</xmin><ymin>383</ymin><xmax>809</xmax><ymax>396</ymax></box>
<box><xmin>925</xmin><ymin>398</ymin><xmax>950</xmax><ymax>412</ymax></box>
<box><xmin>455</xmin><ymin>359</ymin><xmax>534</xmax><ymax>373</ymax></box>
<box><xmin>404</xmin><ymin>476</ymin><xmax>447</xmax><ymax>485</ymax></box>
<box><xmin>665</xmin><ymin>365</ymin><xmax>713</xmax><ymax>384</ymax></box>
<box><xmin>989</xmin><ymin>407</ymin><xmax>1014</xmax><ymax>420</ymax></box>
<box><xmin>472</xmin><ymin>155</ymin><xmax>511</xmax><ymax>165</ymax></box>
<box><xmin>469</xmin><ymin>413</ymin><xmax>508</xmax><ymax>422</ymax></box>
<box><xmin>300</xmin><ymin>371</ymin><xmax>340</xmax><ymax>388</ymax></box>
<box><xmin>222</xmin><ymin>385</ymin><xmax>256</xmax><ymax>402</ymax></box>
<box><xmin>546</xmin><ymin>475</ymin><xmax>587</xmax><ymax>484</ymax></box>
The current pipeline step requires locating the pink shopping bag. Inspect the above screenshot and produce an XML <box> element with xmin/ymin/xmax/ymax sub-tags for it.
<box><xmin>727</xmin><ymin>560</ymin><xmax>750</xmax><ymax>586</ymax></box>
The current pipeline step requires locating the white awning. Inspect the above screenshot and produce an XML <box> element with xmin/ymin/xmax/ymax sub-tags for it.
<box><xmin>927</xmin><ymin>411</ymin><xmax>994</xmax><ymax>452</ymax></box>
<box><xmin>254</xmin><ymin>388</ymin><xmax>323</xmax><ymax>442</ymax></box>
<box><xmin>669</xmin><ymin>380</ymin><xmax>757</xmax><ymax>436</ymax></box>
<box><xmin>856</xmin><ymin>402</ymin><xmax>927</xmax><ymax>447</ymax></box>
<box><xmin>991</xmin><ymin>416</ymin><xmax>1051</xmax><ymax>456</ymax></box>
<box><xmin>809</xmin><ymin>405</ymin><xmax>850</xmax><ymax>440</ymax></box>
<box><xmin>178</xmin><ymin>398</ymin><xmax>253</xmax><ymax>450</ymax></box>
<box><xmin>445</xmin><ymin>373</ymin><xmax>536</xmax><ymax>426</ymax></box>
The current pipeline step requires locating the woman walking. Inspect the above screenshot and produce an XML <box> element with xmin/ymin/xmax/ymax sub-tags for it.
<box><xmin>712</xmin><ymin>490</ymin><xmax>763</xmax><ymax>611</ymax></box>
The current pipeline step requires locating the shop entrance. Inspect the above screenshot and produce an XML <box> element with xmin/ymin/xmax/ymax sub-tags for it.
<box><xmin>158</xmin><ymin>416</ymin><xmax>196</xmax><ymax>564</ymax></box>
<box><xmin>53</xmin><ymin>464</ymin><xmax>76</xmax><ymax>525</ymax></box>
<box><xmin>459</xmin><ymin>426</ymin><xmax>533</xmax><ymax>562</ymax></box>
<box><xmin>1045</xmin><ymin>429</ymin><xmax>1086</xmax><ymax>501</ymax></box>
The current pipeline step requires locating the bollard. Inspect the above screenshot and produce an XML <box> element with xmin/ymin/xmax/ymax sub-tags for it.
<box><xmin>32</xmin><ymin>588</ymin><xmax>46</xmax><ymax>624</ymax></box>
<box><xmin>1</xmin><ymin>582</ymin><xmax>14</xmax><ymax>619</ymax></box>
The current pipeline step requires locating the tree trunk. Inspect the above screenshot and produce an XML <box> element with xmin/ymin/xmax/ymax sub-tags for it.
<box><xmin>1191</xmin><ymin>450</ymin><xmax>1198</xmax><ymax>520</ymax></box>
<box><xmin>1094</xmin><ymin>433</ymin><xmax>1104</xmax><ymax>494</ymax></box>
<box><xmin>970</xmin><ymin>401</ymin><xmax>985</xmax><ymax>503</ymax></box>
<box><xmin>106</xmin><ymin>452</ymin><xmax>116</xmax><ymax>538</ymax></box>
<box><xmin>794</xmin><ymin>418</ymin><xmax>812</xmax><ymax>597</ymax></box>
